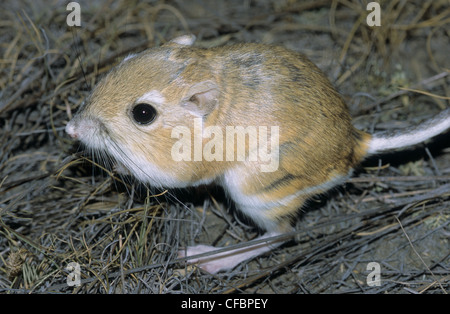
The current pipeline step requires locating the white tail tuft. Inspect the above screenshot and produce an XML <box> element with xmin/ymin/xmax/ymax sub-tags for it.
<box><xmin>367</xmin><ymin>108</ymin><xmax>450</xmax><ymax>154</ymax></box>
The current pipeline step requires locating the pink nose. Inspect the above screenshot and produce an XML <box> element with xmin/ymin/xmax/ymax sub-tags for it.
<box><xmin>65</xmin><ymin>122</ymin><xmax>78</xmax><ymax>139</ymax></box>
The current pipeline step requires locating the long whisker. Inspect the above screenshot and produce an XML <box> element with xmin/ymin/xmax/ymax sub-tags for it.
<box><xmin>99</xmin><ymin>136</ymin><xmax>195</xmax><ymax>213</ymax></box>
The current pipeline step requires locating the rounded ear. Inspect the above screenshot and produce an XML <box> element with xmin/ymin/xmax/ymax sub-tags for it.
<box><xmin>165</xmin><ymin>34</ymin><xmax>196</xmax><ymax>47</ymax></box>
<box><xmin>182</xmin><ymin>81</ymin><xmax>219</xmax><ymax>117</ymax></box>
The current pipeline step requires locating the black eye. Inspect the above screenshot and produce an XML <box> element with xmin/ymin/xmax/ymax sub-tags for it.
<box><xmin>132</xmin><ymin>103</ymin><xmax>157</xmax><ymax>125</ymax></box>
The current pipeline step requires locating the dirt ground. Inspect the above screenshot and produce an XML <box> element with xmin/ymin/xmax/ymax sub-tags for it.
<box><xmin>0</xmin><ymin>0</ymin><xmax>449</xmax><ymax>293</ymax></box>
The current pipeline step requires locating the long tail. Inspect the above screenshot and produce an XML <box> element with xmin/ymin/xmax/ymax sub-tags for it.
<box><xmin>367</xmin><ymin>108</ymin><xmax>450</xmax><ymax>154</ymax></box>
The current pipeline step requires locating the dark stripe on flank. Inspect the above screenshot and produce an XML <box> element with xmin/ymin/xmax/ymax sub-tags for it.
<box><xmin>263</xmin><ymin>173</ymin><xmax>297</xmax><ymax>192</ymax></box>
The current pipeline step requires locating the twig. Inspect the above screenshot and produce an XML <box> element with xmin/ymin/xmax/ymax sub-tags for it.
<box><xmin>394</xmin><ymin>216</ymin><xmax>447</xmax><ymax>294</ymax></box>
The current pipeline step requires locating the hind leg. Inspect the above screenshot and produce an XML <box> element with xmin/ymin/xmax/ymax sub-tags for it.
<box><xmin>178</xmin><ymin>198</ymin><xmax>301</xmax><ymax>274</ymax></box>
<box><xmin>178</xmin><ymin>230</ymin><xmax>285</xmax><ymax>274</ymax></box>
<box><xmin>177</xmin><ymin>147</ymin><xmax>344</xmax><ymax>273</ymax></box>
<box><xmin>178</xmin><ymin>171</ymin><xmax>307</xmax><ymax>273</ymax></box>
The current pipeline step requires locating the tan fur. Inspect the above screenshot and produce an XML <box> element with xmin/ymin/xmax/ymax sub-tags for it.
<box><xmin>67</xmin><ymin>36</ymin><xmax>372</xmax><ymax>233</ymax></box>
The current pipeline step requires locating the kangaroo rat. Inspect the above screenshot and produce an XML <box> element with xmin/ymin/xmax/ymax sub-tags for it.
<box><xmin>66</xmin><ymin>35</ymin><xmax>450</xmax><ymax>273</ymax></box>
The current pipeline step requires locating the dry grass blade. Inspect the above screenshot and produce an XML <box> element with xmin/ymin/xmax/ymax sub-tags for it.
<box><xmin>394</xmin><ymin>215</ymin><xmax>447</xmax><ymax>294</ymax></box>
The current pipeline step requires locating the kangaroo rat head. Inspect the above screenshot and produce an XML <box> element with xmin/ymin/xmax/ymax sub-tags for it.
<box><xmin>66</xmin><ymin>35</ymin><xmax>222</xmax><ymax>188</ymax></box>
